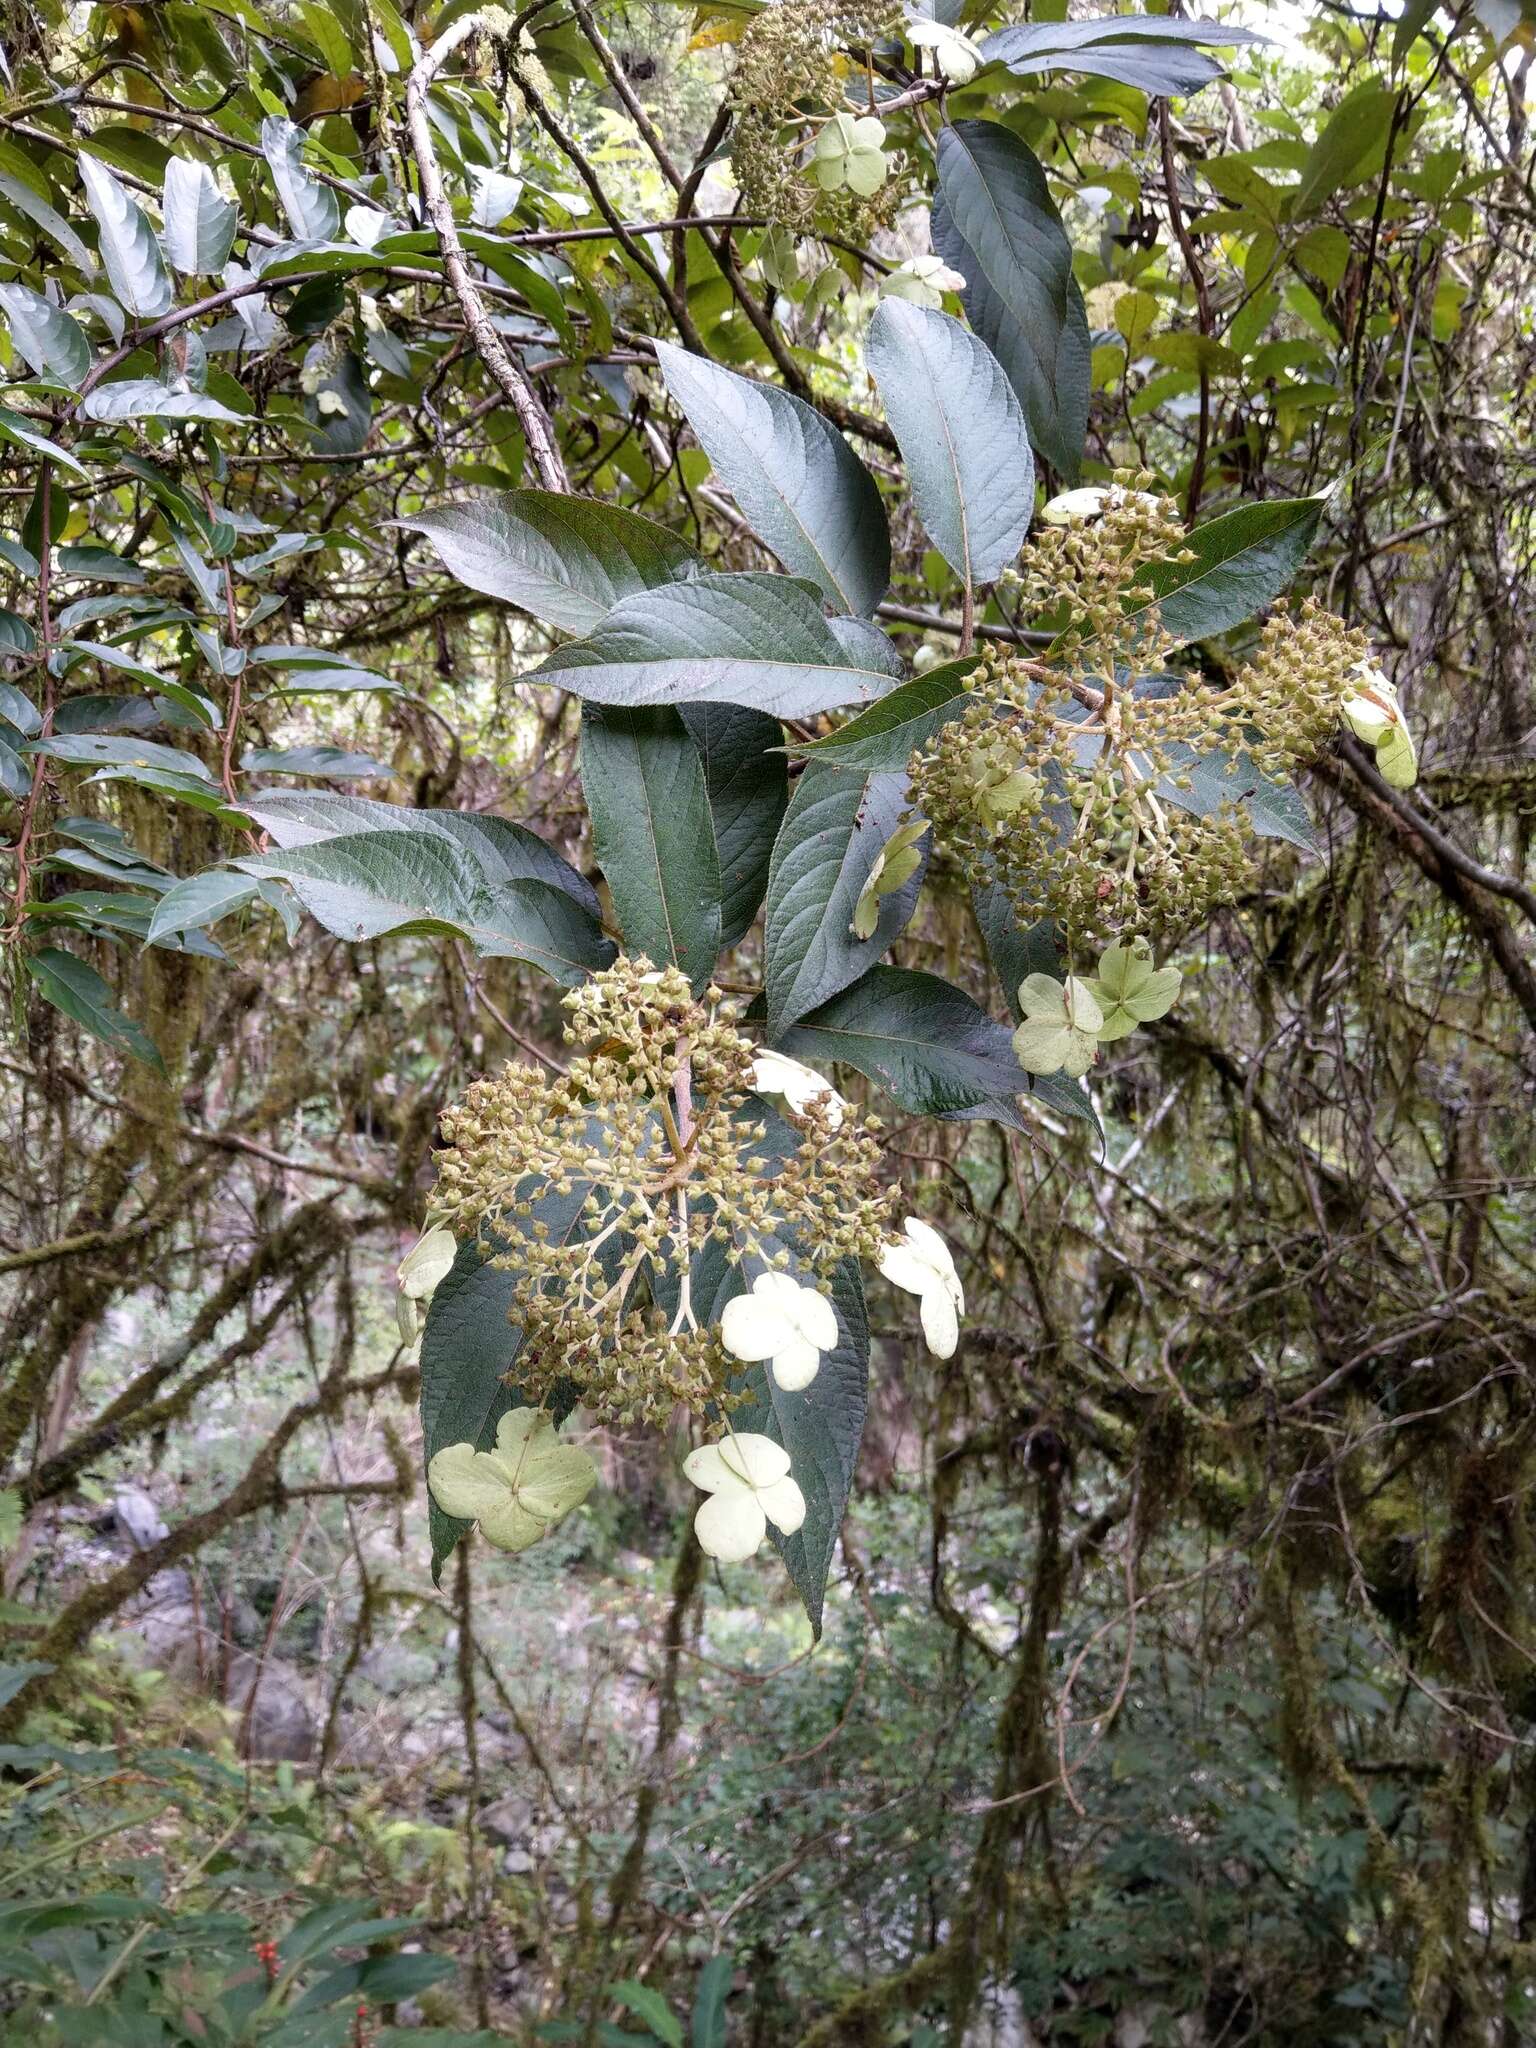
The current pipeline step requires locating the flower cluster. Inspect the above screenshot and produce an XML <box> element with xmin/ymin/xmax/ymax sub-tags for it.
<box><xmin>729</xmin><ymin>0</ymin><xmax>901</xmax><ymax>232</ymax></box>
<box><xmin>427</xmin><ymin>957</ymin><xmax>897</xmax><ymax>1428</ymax></box>
<box><xmin>908</xmin><ymin>478</ymin><xmax>1387</xmax><ymax>953</ymax></box>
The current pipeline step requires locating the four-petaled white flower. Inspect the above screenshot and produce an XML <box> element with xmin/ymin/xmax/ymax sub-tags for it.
<box><xmin>1012</xmin><ymin>972</ymin><xmax>1104</xmax><ymax>1078</ymax></box>
<box><xmin>1342</xmin><ymin>663</ymin><xmax>1418</xmax><ymax>789</ymax></box>
<box><xmin>721</xmin><ymin>1271</ymin><xmax>839</xmax><ymax>1391</ymax></box>
<box><xmin>750</xmin><ymin>1050</ymin><xmax>846</xmax><ymax>1130</ymax></box>
<box><xmin>879</xmin><ymin>1216</ymin><xmax>965</xmax><ymax>1359</ymax></box>
<box><xmin>395</xmin><ymin>1222</ymin><xmax>457</xmax><ymax>1339</ymax></box>
<box><xmin>428</xmin><ymin>1409</ymin><xmax>597</xmax><ymax>1553</ymax></box>
<box><xmin>907</xmin><ymin>16</ymin><xmax>983</xmax><ymax>82</ymax></box>
<box><xmin>684</xmin><ymin>1432</ymin><xmax>807</xmax><ymax>1561</ymax></box>
<box><xmin>880</xmin><ymin>254</ymin><xmax>969</xmax><ymax>309</ymax></box>
<box><xmin>813</xmin><ymin>113</ymin><xmax>889</xmax><ymax>197</ymax></box>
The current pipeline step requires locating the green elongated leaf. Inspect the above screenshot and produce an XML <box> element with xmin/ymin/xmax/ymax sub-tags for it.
<box><xmin>0</xmin><ymin>681</ymin><xmax>38</xmax><ymax>731</ymax></box>
<box><xmin>691</xmin><ymin>1957</ymin><xmax>733</xmax><ymax>2048</ymax></box>
<box><xmin>867</xmin><ymin>301</ymin><xmax>1035</xmax><ymax>588</ymax></box>
<box><xmin>241</xmin><ymin>746</ymin><xmax>390</xmax><ymax>777</ymax></box>
<box><xmin>793</xmin><ymin>660</ymin><xmax>979</xmax><ymax>772</ymax></box>
<box><xmin>780</xmin><ymin>965</ymin><xmax>1026</xmax><ymax>1124</ymax></box>
<box><xmin>397</xmin><ymin>492</ymin><xmax>698</xmax><ymax>635</ymax></box>
<box><xmin>680</xmin><ymin>703</ymin><xmax>787</xmax><ymax>949</ymax></box>
<box><xmin>762</xmin><ymin>763</ymin><xmax>925</xmax><ymax>1037</ymax></box>
<box><xmin>81</xmin><ymin>379</ymin><xmax>244</xmax><ymax>425</ymax></box>
<box><xmin>1130</xmin><ymin>496</ymin><xmax>1326</xmax><ymax>646</ymax></box>
<box><xmin>161</xmin><ymin>157</ymin><xmax>237</xmax><ymax>273</ymax></box>
<box><xmin>145</xmin><ymin>872</ymin><xmax>260</xmax><ymax>944</ymax></box>
<box><xmin>611</xmin><ymin>1984</ymin><xmax>684</xmax><ymax>2048</ymax></box>
<box><xmin>932</xmin><ymin>121</ymin><xmax>1090</xmax><ymax>482</ymax></box>
<box><xmin>59</xmin><ymin>640</ymin><xmax>217</xmax><ymax>728</ymax></box>
<box><xmin>1393</xmin><ymin>0</ymin><xmax>1438</xmax><ymax>69</ymax></box>
<box><xmin>236</xmin><ymin>790</ymin><xmax>601</xmax><ymax>916</ymax></box>
<box><xmin>234</xmin><ymin>829</ymin><xmax>613</xmax><ymax>982</ymax></box>
<box><xmin>261</xmin><ymin>115</ymin><xmax>340</xmax><ymax>240</ymax></box>
<box><xmin>0</xmin><ymin>284</ymin><xmax>90</xmax><ymax>383</ymax></box>
<box><xmin>0</xmin><ymin>168</ymin><xmax>94</xmax><ymax>272</ymax></box>
<box><xmin>1159</xmin><ymin>741</ymin><xmax>1317</xmax><ymax>854</ymax></box>
<box><xmin>0</xmin><ymin>1661</ymin><xmax>53</xmax><ymax>1710</ymax></box>
<box><xmin>78</xmin><ymin>153</ymin><xmax>173</xmax><ymax>320</ymax></box>
<box><xmin>292</xmin><ymin>1953</ymin><xmax>456</xmax><ymax>2016</ymax></box>
<box><xmin>422</xmin><ymin>1230</ymin><xmax>589</xmax><ymax>1580</ymax></box>
<box><xmin>534</xmin><ymin>572</ymin><xmax>900</xmax><ymax>719</ymax></box>
<box><xmin>26</xmin><ymin>947</ymin><xmax>165</xmax><ymax>1072</ymax></box>
<box><xmin>654</xmin><ymin>341</ymin><xmax>889</xmax><ymax>617</ymax></box>
<box><xmin>0</xmin><ymin>406</ymin><xmax>90</xmax><ymax>480</ymax></box>
<box><xmin>1293</xmin><ymin>81</ymin><xmax>1398</xmax><ymax>217</ymax></box>
<box><xmin>980</xmin><ymin>15</ymin><xmax>1262</xmax><ymax>94</ymax></box>
<box><xmin>728</xmin><ymin>1252</ymin><xmax>869</xmax><ymax>1634</ymax></box>
<box><xmin>580</xmin><ymin>705</ymin><xmax>721</xmax><ymax>990</ymax></box>
<box><xmin>27</xmin><ymin>732</ymin><xmax>216</xmax><ymax>780</ymax></box>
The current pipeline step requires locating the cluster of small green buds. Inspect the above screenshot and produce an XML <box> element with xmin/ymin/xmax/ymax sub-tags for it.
<box><xmin>426</xmin><ymin>957</ymin><xmax>898</xmax><ymax>1429</ymax></box>
<box><xmin>1011</xmin><ymin>941</ymin><xmax>1182</xmax><ymax>1081</ymax></box>
<box><xmin>728</xmin><ymin>0</ymin><xmax>901</xmax><ymax>230</ymax></box>
<box><xmin>910</xmin><ymin>478</ymin><xmax>1396</xmax><ymax>949</ymax></box>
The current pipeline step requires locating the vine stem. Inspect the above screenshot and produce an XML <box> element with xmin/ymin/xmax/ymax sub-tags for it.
<box><xmin>404</xmin><ymin>14</ymin><xmax>569</xmax><ymax>493</ymax></box>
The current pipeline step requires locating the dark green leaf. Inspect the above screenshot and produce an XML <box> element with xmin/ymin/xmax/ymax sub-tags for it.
<box><xmin>691</xmin><ymin>1957</ymin><xmax>732</xmax><ymax>2048</ymax></box>
<box><xmin>581</xmin><ymin>704</ymin><xmax>721</xmax><ymax>989</ymax></box>
<box><xmin>26</xmin><ymin>947</ymin><xmax>165</xmax><ymax>1072</ymax></box>
<box><xmin>792</xmin><ymin>660</ymin><xmax>979</xmax><ymax>772</ymax></box>
<box><xmin>867</xmin><ymin>300</ymin><xmax>1035</xmax><ymax>587</ymax></box>
<box><xmin>1132</xmin><ymin>495</ymin><xmax>1326</xmax><ymax>646</ymax></box>
<box><xmin>680</xmin><ymin>703</ymin><xmax>787</xmax><ymax>949</ymax></box>
<box><xmin>145</xmin><ymin>873</ymin><xmax>261</xmax><ymax>945</ymax></box>
<box><xmin>981</xmin><ymin>16</ymin><xmax>1262</xmax><ymax>95</ymax></box>
<box><xmin>654</xmin><ymin>340</ymin><xmax>889</xmax><ymax>616</ymax></box>
<box><xmin>1159</xmin><ymin>741</ymin><xmax>1317</xmax><ymax>854</ymax></box>
<box><xmin>762</xmin><ymin>763</ymin><xmax>925</xmax><ymax>1037</ymax></box>
<box><xmin>534</xmin><ymin>572</ymin><xmax>900</xmax><ymax>719</ymax></box>
<box><xmin>933</xmin><ymin>121</ymin><xmax>1090</xmax><ymax>481</ymax></box>
<box><xmin>398</xmin><ymin>492</ymin><xmax>698</xmax><ymax>635</ymax></box>
<box><xmin>780</xmin><ymin>965</ymin><xmax>1026</xmax><ymax>1123</ymax></box>
<box><xmin>1293</xmin><ymin>82</ymin><xmax>1398</xmax><ymax>218</ymax></box>
<box><xmin>0</xmin><ymin>1661</ymin><xmax>52</xmax><ymax>1709</ymax></box>
<box><xmin>0</xmin><ymin>406</ymin><xmax>90</xmax><ymax>480</ymax></box>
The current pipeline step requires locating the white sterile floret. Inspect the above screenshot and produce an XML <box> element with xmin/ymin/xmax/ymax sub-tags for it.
<box><xmin>878</xmin><ymin>1216</ymin><xmax>965</xmax><ymax>1359</ymax></box>
<box><xmin>879</xmin><ymin>254</ymin><xmax>969</xmax><ymax>309</ymax></box>
<box><xmin>813</xmin><ymin>113</ymin><xmax>889</xmax><ymax>197</ymax></box>
<box><xmin>395</xmin><ymin>1222</ymin><xmax>456</xmax><ymax>1339</ymax></box>
<box><xmin>907</xmin><ymin>17</ymin><xmax>984</xmax><ymax>82</ymax></box>
<box><xmin>683</xmin><ymin>1432</ymin><xmax>807</xmax><ymax>1561</ymax></box>
<box><xmin>750</xmin><ymin>1049</ymin><xmax>846</xmax><ymax>1130</ymax></box>
<box><xmin>427</xmin><ymin>1409</ymin><xmax>596</xmax><ymax>1553</ymax></box>
<box><xmin>721</xmin><ymin>1271</ymin><xmax>839</xmax><ymax>1391</ymax></box>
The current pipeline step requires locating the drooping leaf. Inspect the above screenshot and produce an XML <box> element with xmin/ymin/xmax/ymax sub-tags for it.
<box><xmin>981</xmin><ymin>15</ymin><xmax>1263</xmax><ymax>95</ymax></box>
<box><xmin>793</xmin><ymin>660</ymin><xmax>979</xmax><ymax>773</ymax></box>
<box><xmin>932</xmin><ymin>121</ymin><xmax>1090</xmax><ymax>482</ymax></box>
<box><xmin>144</xmin><ymin>872</ymin><xmax>261</xmax><ymax>945</ymax></box>
<box><xmin>397</xmin><ymin>492</ymin><xmax>699</xmax><ymax>635</ymax></box>
<box><xmin>0</xmin><ymin>284</ymin><xmax>90</xmax><ymax>383</ymax></box>
<box><xmin>161</xmin><ymin>157</ymin><xmax>238</xmax><ymax>273</ymax></box>
<box><xmin>653</xmin><ymin>339</ymin><xmax>890</xmax><ymax>617</ymax></box>
<box><xmin>867</xmin><ymin>300</ymin><xmax>1035</xmax><ymax>588</ymax></box>
<box><xmin>680</xmin><ymin>703</ymin><xmax>787</xmax><ymax>949</ymax></box>
<box><xmin>533</xmin><ymin>572</ymin><xmax>903</xmax><ymax>719</ymax></box>
<box><xmin>25</xmin><ymin>946</ymin><xmax>165</xmax><ymax>1072</ymax></box>
<box><xmin>81</xmin><ymin>379</ymin><xmax>245</xmax><ymax>425</ymax></box>
<box><xmin>580</xmin><ymin>704</ymin><xmax>722</xmax><ymax>990</ymax></box>
<box><xmin>0</xmin><ymin>407</ymin><xmax>91</xmax><ymax>480</ymax></box>
<box><xmin>1130</xmin><ymin>495</ymin><xmax>1327</xmax><ymax>646</ymax></box>
<box><xmin>77</xmin><ymin>154</ymin><xmax>173</xmax><ymax>320</ymax></box>
<box><xmin>779</xmin><ymin>964</ymin><xmax>1026</xmax><ymax>1124</ymax></box>
<box><xmin>762</xmin><ymin>763</ymin><xmax>925</xmax><ymax>1037</ymax></box>
<box><xmin>234</xmin><ymin>830</ymin><xmax>614</xmax><ymax>982</ymax></box>
<box><xmin>260</xmin><ymin>115</ymin><xmax>341</xmax><ymax>241</ymax></box>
